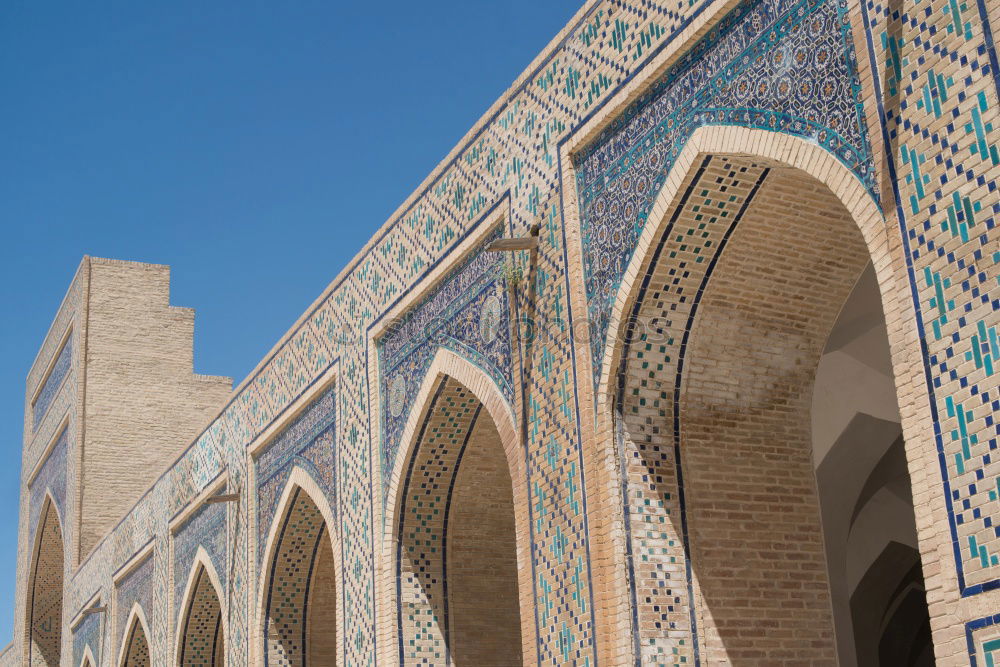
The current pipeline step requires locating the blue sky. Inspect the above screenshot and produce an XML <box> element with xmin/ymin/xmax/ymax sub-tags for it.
<box><xmin>0</xmin><ymin>0</ymin><xmax>578</xmax><ymax>642</ymax></box>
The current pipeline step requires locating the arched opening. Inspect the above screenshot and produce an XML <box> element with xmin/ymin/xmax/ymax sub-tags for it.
<box><xmin>610</xmin><ymin>154</ymin><xmax>931</xmax><ymax>664</ymax></box>
<box><xmin>393</xmin><ymin>375</ymin><xmax>523</xmax><ymax>665</ymax></box>
<box><xmin>261</xmin><ymin>484</ymin><xmax>337</xmax><ymax>665</ymax></box>
<box><xmin>178</xmin><ymin>561</ymin><xmax>226</xmax><ymax>666</ymax></box>
<box><xmin>27</xmin><ymin>498</ymin><xmax>63</xmax><ymax>666</ymax></box>
<box><xmin>121</xmin><ymin>612</ymin><xmax>151</xmax><ymax>666</ymax></box>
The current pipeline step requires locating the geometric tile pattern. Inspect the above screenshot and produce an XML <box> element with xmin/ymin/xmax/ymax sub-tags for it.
<box><xmin>122</xmin><ymin>615</ymin><xmax>150</xmax><ymax>667</ymax></box>
<box><xmin>31</xmin><ymin>332</ymin><xmax>72</xmax><ymax>431</ymax></box>
<box><xmin>614</xmin><ymin>157</ymin><xmax>769</xmax><ymax>665</ymax></box>
<box><xmin>72</xmin><ymin>611</ymin><xmax>101</xmax><ymax>667</ymax></box>
<box><xmin>27</xmin><ymin>427</ymin><xmax>68</xmax><ymax>550</ymax></box>
<box><xmin>27</xmin><ymin>502</ymin><xmax>63</xmax><ymax>667</ymax></box>
<box><xmin>576</xmin><ymin>0</ymin><xmax>875</xmax><ymax>391</ymax></box>
<box><xmin>262</xmin><ymin>488</ymin><xmax>332</xmax><ymax>667</ymax></box>
<box><xmin>115</xmin><ymin>555</ymin><xmax>154</xmax><ymax>663</ymax></box>
<box><xmin>173</xmin><ymin>502</ymin><xmax>227</xmax><ymax>621</ymax></box>
<box><xmin>860</xmin><ymin>0</ymin><xmax>1000</xmax><ymax>593</ymax></box>
<box><xmin>178</xmin><ymin>565</ymin><xmax>224</xmax><ymax>666</ymax></box>
<box><xmin>378</xmin><ymin>227</ymin><xmax>512</xmax><ymax>506</ymax></box>
<box><xmin>968</xmin><ymin>613</ymin><xmax>1000</xmax><ymax>666</ymax></box>
<box><xmin>395</xmin><ymin>378</ymin><xmax>481</xmax><ymax>664</ymax></box>
<box><xmin>255</xmin><ymin>385</ymin><xmax>336</xmax><ymax>569</ymax></box>
<box><xmin>13</xmin><ymin>0</ymin><xmax>999</xmax><ymax>658</ymax></box>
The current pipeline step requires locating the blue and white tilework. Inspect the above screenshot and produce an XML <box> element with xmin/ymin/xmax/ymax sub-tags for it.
<box><xmin>254</xmin><ymin>385</ymin><xmax>337</xmax><ymax>568</ymax></box>
<box><xmin>377</xmin><ymin>226</ymin><xmax>514</xmax><ymax>504</ymax></box>
<box><xmin>575</xmin><ymin>0</ymin><xmax>875</xmax><ymax>390</ymax></box>
<box><xmin>173</xmin><ymin>503</ymin><xmax>227</xmax><ymax>619</ymax></box>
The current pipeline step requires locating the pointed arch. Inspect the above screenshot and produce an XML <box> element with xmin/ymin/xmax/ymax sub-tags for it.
<box><xmin>79</xmin><ymin>644</ymin><xmax>96</xmax><ymax>667</ymax></box>
<box><xmin>571</xmin><ymin>126</ymin><xmax>933</xmax><ymax>662</ymax></box>
<box><xmin>256</xmin><ymin>466</ymin><xmax>342</xmax><ymax>666</ymax></box>
<box><xmin>594</xmin><ymin>126</ymin><xmax>896</xmax><ymax>415</ymax></box>
<box><xmin>379</xmin><ymin>347</ymin><xmax>533</xmax><ymax>665</ymax></box>
<box><xmin>26</xmin><ymin>492</ymin><xmax>64</xmax><ymax>667</ymax></box>
<box><xmin>118</xmin><ymin>604</ymin><xmax>152</xmax><ymax>667</ymax></box>
<box><xmin>176</xmin><ymin>547</ymin><xmax>226</xmax><ymax>665</ymax></box>
<box><xmin>381</xmin><ymin>347</ymin><xmax>520</xmax><ymax>546</ymax></box>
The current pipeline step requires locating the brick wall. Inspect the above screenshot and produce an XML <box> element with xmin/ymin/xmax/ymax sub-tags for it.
<box><xmin>681</xmin><ymin>162</ymin><xmax>870</xmax><ymax>663</ymax></box>
<box><xmin>79</xmin><ymin>259</ymin><xmax>232</xmax><ymax>558</ymax></box>
<box><xmin>447</xmin><ymin>405</ymin><xmax>523</xmax><ymax>666</ymax></box>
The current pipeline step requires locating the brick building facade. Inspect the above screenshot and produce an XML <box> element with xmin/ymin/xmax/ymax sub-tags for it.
<box><xmin>5</xmin><ymin>0</ymin><xmax>1000</xmax><ymax>663</ymax></box>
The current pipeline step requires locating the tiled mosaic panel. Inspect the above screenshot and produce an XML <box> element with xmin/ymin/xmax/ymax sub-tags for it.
<box><xmin>576</xmin><ymin>0</ymin><xmax>874</xmax><ymax>390</ymax></box>
<box><xmin>968</xmin><ymin>613</ymin><xmax>1000</xmax><ymax>666</ymax></box>
<box><xmin>72</xmin><ymin>610</ymin><xmax>101</xmax><ymax>667</ymax></box>
<box><xmin>27</xmin><ymin>427</ymin><xmax>68</xmax><ymax>547</ymax></box>
<box><xmin>378</xmin><ymin>226</ymin><xmax>513</xmax><ymax>504</ymax></box>
<box><xmin>173</xmin><ymin>501</ymin><xmax>227</xmax><ymax>620</ymax></box>
<box><xmin>613</xmin><ymin>157</ymin><xmax>768</xmax><ymax>665</ymax></box>
<box><xmin>115</xmin><ymin>554</ymin><xmax>154</xmax><ymax>659</ymax></box>
<box><xmin>47</xmin><ymin>0</ymin><xmax>997</xmax><ymax>660</ymax></box>
<box><xmin>396</xmin><ymin>379</ymin><xmax>481</xmax><ymax>664</ymax></box>
<box><xmin>263</xmin><ymin>488</ymin><xmax>332</xmax><ymax>667</ymax></box>
<box><xmin>255</xmin><ymin>385</ymin><xmax>336</xmax><ymax>568</ymax></box>
<box><xmin>28</xmin><ymin>503</ymin><xmax>63</xmax><ymax>667</ymax></box>
<box><xmin>123</xmin><ymin>616</ymin><xmax>151</xmax><ymax>666</ymax></box>
<box><xmin>31</xmin><ymin>332</ymin><xmax>72</xmax><ymax>431</ymax></box>
<box><xmin>860</xmin><ymin>0</ymin><xmax>1000</xmax><ymax>592</ymax></box>
<box><xmin>178</xmin><ymin>566</ymin><xmax>225</xmax><ymax>666</ymax></box>
<box><xmin>54</xmin><ymin>0</ymin><xmax>740</xmax><ymax>661</ymax></box>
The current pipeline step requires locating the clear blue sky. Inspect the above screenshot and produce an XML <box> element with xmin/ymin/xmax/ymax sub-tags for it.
<box><xmin>0</xmin><ymin>0</ymin><xmax>579</xmax><ymax>643</ymax></box>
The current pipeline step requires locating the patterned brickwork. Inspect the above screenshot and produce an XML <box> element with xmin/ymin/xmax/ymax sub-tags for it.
<box><xmin>262</xmin><ymin>488</ymin><xmax>336</xmax><ymax>666</ymax></box>
<box><xmin>968</xmin><ymin>613</ymin><xmax>1000</xmax><ymax>666</ymax></box>
<box><xmin>122</xmin><ymin>615</ymin><xmax>151</xmax><ymax>667</ymax></box>
<box><xmin>577</xmin><ymin>0</ymin><xmax>874</xmax><ymax>389</ymax></box>
<box><xmin>614</xmin><ymin>156</ymin><xmax>768</xmax><ymax>665</ymax></box>
<box><xmin>71</xmin><ymin>609</ymin><xmax>101</xmax><ymax>667</ymax></box>
<box><xmin>179</xmin><ymin>565</ymin><xmax>225</xmax><ymax>666</ymax></box>
<box><xmin>27</xmin><ymin>428</ymin><xmax>68</xmax><ymax>551</ymax></box>
<box><xmin>173</xmin><ymin>503</ymin><xmax>227</xmax><ymax>620</ymax></box>
<box><xmin>9</xmin><ymin>0</ymin><xmax>1000</xmax><ymax>660</ymax></box>
<box><xmin>378</xmin><ymin>226</ymin><xmax>515</xmax><ymax>509</ymax></box>
<box><xmin>395</xmin><ymin>378</ymin><xmax>482</xmax><ymax>664</ymax></box>
<box><xmin>679</xmin><ymin>163</ymin><xmax>870</xmax><ymax>662</ymax></box>
<box><xmin>115</xmin><ymin>556</ymin><xmax>154</xmax><ymax>662</ymax></box>
<box><xmin>446</xmin><ymin>406</ymin><xmax>524</xmax><ymax>666</ymax></box>
<box><xmin>255</xmin><ymin>385</ymin><xmax>337</xmax><ymax>569</ymax></box>
<box><xmin>27</xmin><ymin>502</ymin><xmax>62</xmax><ymax>667</ymax></box>
<box><xmin>31</xmin><ymin>333</ymin><xmax>72</xmax><ymax>432</ymax></box>
<box><xmin>860</xmin><ymin>0</ymin><xmax>1000</xmax><ymax>596</ymax></box>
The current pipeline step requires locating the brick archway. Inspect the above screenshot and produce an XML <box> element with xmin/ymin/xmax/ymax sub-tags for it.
<box><xmin>604</xmin><ymin>148</ymin><xmax>929</xmax><ymax>664</ymax></box>
<box><xmin>120</xmin><ymin>608</ymin><xmax>152</xmax><ymax>667</ymax></box>
<box><xmin>390</xmin><ymin>374</ymin><xmax>524</xmax><ymax>665</ymax></box>
<box><xmin>26</xmin><ymin>496</ymin><xmax>63</xmax><ymax>667</ymax></box>
<box><xmin>258</xmin><ymin>475</ymin><xmax>339</xmax><ymax>666</ymax></box>
<box><xmin>177</xmin><ymin>554</ymin><xmax>226</xmax><ymax>666</ymax></box>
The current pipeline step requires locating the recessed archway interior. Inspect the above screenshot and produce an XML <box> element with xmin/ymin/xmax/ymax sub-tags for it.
<box><xmin>262</xmin><ymin>486</ymin><xmax>337</xmax><ymax>666</ymax></box>
<box><xmin>27</xmin><ymin>499</ymin><xmax>63</xmax><ymax>666</ymax></box>
<box><xmin>612</xmin><ymin>154</ymin><xmax>930</xmax><ymax>664</ymax></box>
<box><xmin>179</xmin><ymin>563</ymin><xmax>226</xmax><ymax>666</ymax></box>
<box><xmin>395</xmin><ymin>375</ymin><xmax>523</xmax><ymax>665</ymax></box>
<box><xmin>121</xmin><ymin>615</ymin><xmax>151</xmax><ymax>666</ymax></box>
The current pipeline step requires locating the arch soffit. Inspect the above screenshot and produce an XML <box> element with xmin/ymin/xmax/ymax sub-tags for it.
<box><xmin>594</xmin><ymin>126</ymin><xmax>896</xmax><ymax>415</ymax></box>
<box><xmin>29</xmin><ymin>491</ymin><xmax>64</xmax><ymax>555</ymax></box>
<box><xmin>255</xmin><ymin>465</ymin><xmax>343</xmax><ymax>640</ymax></box>
<box><xmin>381</xmin><ymin>346</ymin><xmax>521</xmax><ymax>553</ymax></box>
<box><xmin>116</xmin><ymin>602</ymin><xmax>152</xmax><ymax>667</ymax></box>
<box><xmin>175</xmin><ymin>546</ymin><xmax>227</xmax><ymax>660</ymax></box>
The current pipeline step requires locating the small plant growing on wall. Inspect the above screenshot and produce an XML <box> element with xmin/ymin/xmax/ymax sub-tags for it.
<box><xmin>501</xmin><ymin>255</ymin><xmax>526</xmax><ymax>289</ymax></box>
